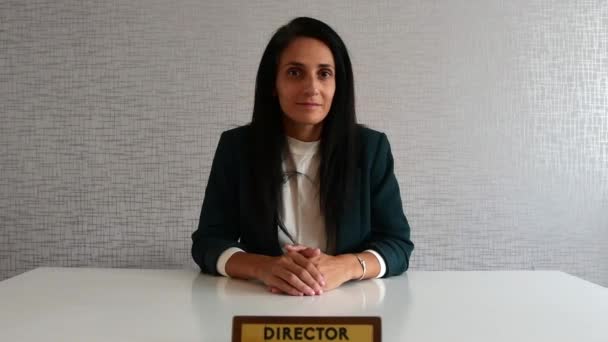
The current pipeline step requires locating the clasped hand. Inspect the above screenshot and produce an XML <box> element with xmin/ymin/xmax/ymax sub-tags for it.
<box><xmin>258</xmin><ymin>245</ymin><xmax>355</xmax><ymax>296</ymax></box>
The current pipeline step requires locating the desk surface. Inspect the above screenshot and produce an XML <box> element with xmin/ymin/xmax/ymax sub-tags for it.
<box><xmin>0</xmin><ymin>267</ymin><xmax>606</xmax><ymax>341</ymax></box>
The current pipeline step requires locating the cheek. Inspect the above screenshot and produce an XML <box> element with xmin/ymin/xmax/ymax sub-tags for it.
<box><xmin>325</xmin><ymin>88</ymin><xmax>336</xmax><ymax>107</ymax></box>
<box><xmin>277</xmin><ymin>84</ymin><xmax>296</xmax><ymax>101</ymax></box>
<box><xmin>326</xmin><ymin>82</ymin><xmax>336</xmax><ymax>99</ymax></box>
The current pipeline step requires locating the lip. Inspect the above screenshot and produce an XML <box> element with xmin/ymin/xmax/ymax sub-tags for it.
<box><xmin>296</xmin><ymin>102</ymin><xmax>322</xmax><ymax>106</ymax></box>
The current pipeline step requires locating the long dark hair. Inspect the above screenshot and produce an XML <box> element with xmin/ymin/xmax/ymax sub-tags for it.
<box><xmin>249</xmin><ymin>17</ymin><xmax>357</xmax><ymax>251</ymax></box>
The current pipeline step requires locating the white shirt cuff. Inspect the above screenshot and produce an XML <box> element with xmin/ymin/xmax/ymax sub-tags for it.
<box><xmin>216</xmin><ymin>247</ymin><xmax>245</xmax><ymax>277</ymax></box>
<box><xmin>364</xmin><ymin>249</ymin><xmax>387</xmax><ymax>278</ymax></box>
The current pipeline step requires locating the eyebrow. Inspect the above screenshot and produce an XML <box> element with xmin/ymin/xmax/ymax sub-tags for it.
<box><xmin>284</xmin><ymin>61</ymin><xmax>334</xmax><ymax>69</ymax></box>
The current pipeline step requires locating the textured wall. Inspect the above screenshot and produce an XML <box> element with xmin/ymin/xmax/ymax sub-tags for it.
<box><xmin>1</xmin><ymin>0</ymin><xmax>607</xmax><ymax>286</ymax></box>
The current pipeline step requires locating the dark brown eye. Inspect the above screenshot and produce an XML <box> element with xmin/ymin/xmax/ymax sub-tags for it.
<box><xmin>319</xmin><ymin>69</ymin><xmax>333</xmax><ymax>79</ymax></box>
<box><xmin>287</xmin><ymin>69</ymin><xmax>301</xmax><ymax>77</ymax></box>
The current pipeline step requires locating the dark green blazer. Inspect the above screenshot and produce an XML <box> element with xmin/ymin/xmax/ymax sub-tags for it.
<box><xmin>192</xmin><ymin>125</ymin><xmax>413</xmax><ymax>277</ymax></box>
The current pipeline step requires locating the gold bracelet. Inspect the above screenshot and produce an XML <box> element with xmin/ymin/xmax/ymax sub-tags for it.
<box><xmin>354</xmin><ymin>254</ymin><xmax>366</xmax><ymax>281</ymax></box>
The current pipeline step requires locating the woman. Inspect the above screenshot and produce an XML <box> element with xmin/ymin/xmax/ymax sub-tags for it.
<box><xmin>192</xmin><ymin>17</ymin><xmax>413</xmax><ymax>296</ymax></box>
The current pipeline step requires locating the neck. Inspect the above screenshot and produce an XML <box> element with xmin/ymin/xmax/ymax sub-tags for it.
<box><xmin>283</xmin><ymin>120</ymin><xmax>323</xmax><ymax>142</ymax></box>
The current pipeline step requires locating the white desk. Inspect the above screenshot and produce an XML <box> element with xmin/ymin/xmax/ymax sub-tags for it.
<box><xmin>0</xmin><ymin>268</ymin><xmax>606</xmax><ymax>341</ymax></box>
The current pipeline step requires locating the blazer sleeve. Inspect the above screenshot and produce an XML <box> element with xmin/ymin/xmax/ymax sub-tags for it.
<box><xmin>363</xmin><ymin>133</ymin><xmax>414</xmax><ymax>277</ymax></box>
<box><xmin>191</xmin><ymin>131</ymin><xmax>246</xmax><ymax>275</ymax></box>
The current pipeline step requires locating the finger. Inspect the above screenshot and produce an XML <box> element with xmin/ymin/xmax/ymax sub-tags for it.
<box><xmin>287</xmin><ymin>253</ymin><xmax>325</xmax><ymax>292</ymax></box>
<box><xmin>285</xmin><ymin>245</ymin><xmax>322</xmax><ymax>260</ymax></box>
<box><xmin>268</xmin><ymin>286</ymin><xmax>283</xmax><ymax>294</ymax></box>
<box><xmin>271</xmin><ymin>269</ymin><xmax>315</xmax><ymax>296</ymax></box>
<box><xmin>282</xmin><ymin>249</ymin><xmax>325</xmax><ymax>289</ymax></box>
<box><xmin>299</xmin><ymin>247</ymin><xmax>321</xmax><ymax>259</ymax></box>
<box><xmin>268</xmin><ymin>276</ymin><xmax>303</xmax><ymax>296</ymax></box>
<box><xmin>275</xmin><ymin>267</ymin><xmax>317</xmax><ymax>296</ymax></box>
<box><xmin>284</xmin><ymin>244</ymin><xmax>309</xmax><ymax>252</ymax></box>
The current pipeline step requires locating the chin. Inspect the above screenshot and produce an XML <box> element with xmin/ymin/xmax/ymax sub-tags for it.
<box><xmin>287</xmin><ymin>111</ymin><xmax>328</xmax><ymax>126</ymax></box>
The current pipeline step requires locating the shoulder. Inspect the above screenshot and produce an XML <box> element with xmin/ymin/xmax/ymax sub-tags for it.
<box><xmin>215</xmin><ymin>124</ymin><xmax>253</xmax><ymax>153</ymax></box>
<box><xmin>357</xmin><ymin>124</ymin><xmax>386</xmax><ymax>145</ymax></box>
<box><xmin>356</xmin><ymin>125</ymin><xmax>391</xmax><ymax>161</ymax></box>
<box><xmin>210</xmin><ymin>124</ymin><xmax>252</xmax><ymax>168</ymax></box>
<box><xmin>219</xmin><ymin>124</ymin><xmax>252</xmax><ymax>142</ymax></box>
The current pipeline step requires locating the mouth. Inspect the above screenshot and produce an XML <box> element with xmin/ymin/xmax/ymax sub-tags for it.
<box><xmin>296</xmin><ymin>102</ymin><xmax>322</xmax><ymax>107</ymax></box>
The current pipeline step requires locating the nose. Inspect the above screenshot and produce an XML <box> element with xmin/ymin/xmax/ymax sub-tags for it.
<box><xmin>302</xmin><ymin>72</ymin><xmax>320</xmax><ymax>96</ymax></box>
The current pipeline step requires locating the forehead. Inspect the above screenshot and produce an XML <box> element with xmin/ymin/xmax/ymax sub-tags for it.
<box><xmin>278</xmin><ymin>37</ymin><xmax>335</xmax><ymax>67</ymax></box>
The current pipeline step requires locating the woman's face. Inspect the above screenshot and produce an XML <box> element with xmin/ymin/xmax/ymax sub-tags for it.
<box><xmin>275</xmin><ymin>37</ymin><xmax>336</xmax><ymax>138</ymax></box>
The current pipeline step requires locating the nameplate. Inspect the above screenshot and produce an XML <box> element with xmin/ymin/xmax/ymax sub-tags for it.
<box><xmin>232</xmin><ymin>316</ymin><xmax>381</xmax><ymax>342</ymax></box>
